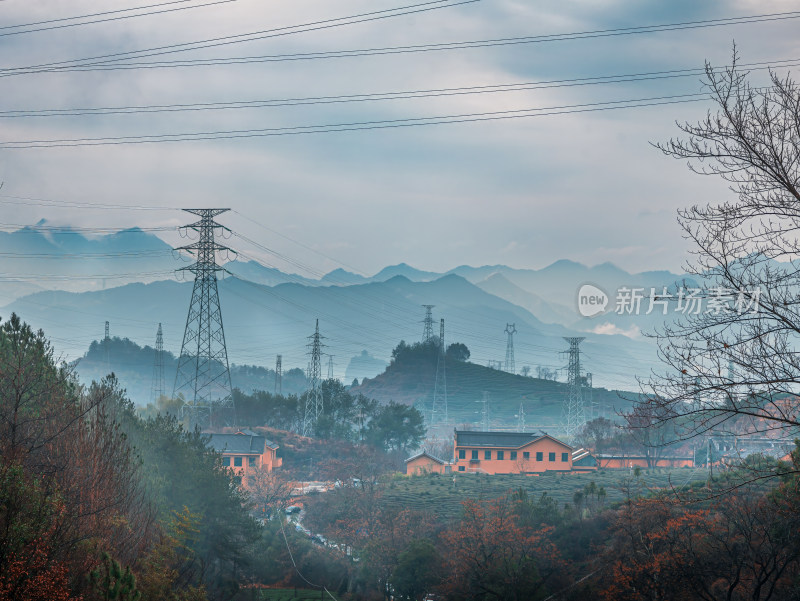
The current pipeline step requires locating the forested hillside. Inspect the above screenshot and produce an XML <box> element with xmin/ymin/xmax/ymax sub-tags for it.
<box><xmin>354</xmin><ymin>340</ymin><xmax>635</xmax><ymax>434</ymax></box>
<box><xmin>75</xmin><ymin>336</ymin><xmax>309</xmax><ymax>405</ymax></box>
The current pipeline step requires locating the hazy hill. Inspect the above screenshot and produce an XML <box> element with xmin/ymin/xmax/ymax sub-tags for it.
<box><xmin>353</xmin><ymin>343</ymin><xmax>634</xmax><ymax>436</ymax></box>
<box><xmin>316</xmin><ymin>260</ymin><xmax>699</xmax><ymax>334</ymax></box>
<box><xmin>74</xmin><ymin>336</ymin><xmax>309</xmax><ymax>405</ymax></box>
<box><xmin>4</xmin><ymin>273</ymin><xmax>659</xmax><ymax>391</ymax></box>
<box><xmin>0</xmin><ymin>222</ymin><xmax>179</xmax><ymax>304</ymax></box>
<box><xmin>475</xmin><ymin>272</ymin><xmax>574</xmax><ymax>325</ymax></box>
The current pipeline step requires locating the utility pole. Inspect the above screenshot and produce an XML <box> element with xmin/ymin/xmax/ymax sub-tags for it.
<box><xmin>432</xmin><ymin>318</ymin><xmax>448</xmax><ymax>427</ymax></box>
<box><xmin>481</xmin><ymin>391</ymin><xmax>490</xmax><ymax>431</ymax></box>
<box><xmin>274</xmin><ymin>355</ymin><xmax>282</xmax><ymax>396</ymax></box>
<box><xmin>104</xmin><ymin>321</ymin><xmax>110</xmax><ymax>372</ymax></box>
<box><xmin>562</xmin><ymin>337</ymin><xmax>586</xmax><ymax>439</ymax></box>
<box><xmin>172</xmin><ymin>209</ymin><xmax>236</xmax><ymax>429</ymax></box>
<box><xmin>302</xmin><ymin>319</ymin><xmax>324</xmax><ymax>436</ymax></box>
<box><xmin>584</xmin><ymin>372</ymin><xmax>595</xmax><ymax>420</ymax></box>
<box><xmin>421</xmin><ymin>305</ymin><xmax>435</xmax><ymax>343</ymax></box>
<box><xmin>504</xmin><ymin>323</ymin><xmax>516</xmax><ymax>374</ymax></box>
<box><xmin>150</xmin><ymin>323</ymin><xmax>165</xmax><ymax>404</ymax></box>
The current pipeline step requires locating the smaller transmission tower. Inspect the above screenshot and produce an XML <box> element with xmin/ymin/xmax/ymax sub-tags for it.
<box><xmin>421</xmin><ymin>305</ymin><xmax>435</xmax><ymax>342</ymax></box>
<box><xmin>432</xmin><ymin>318</ymin><xmax>448</xmax><ymax>427</ymax></box>
<box><xmin>302</xmin><ymin>319</ymin><xmax>325</xmax><ymax>436</ymax></box>
<box><xmin>104</xmin><ymin>321</ymin><xmax>110</xmax><ymax>371</ymax></box>
<box><xmin>562</xmin><ymin>337</ymin><xmax>587</xmax><ymax>439</ymax></box>
<box><xmin>150</xmin><ymin>323</ymin><xmax>165</xmax><ymax>403</ymax></box>
<box><xmin>481</xmin><ymin>391</ymin><xmax>490</xmax><ymax>431</ymax></box>
<box><xmin>504</xmin><ymin>323</ymin><xmax>516</xmax><ymax>374</ymax></box>
<box><xmin>274</xmin><ymin>355</ymin><xmax>282</xmax><ymax>396</ymax></box>
<box><xmin>584</xmin><ymin>372</ymin><xmax>595</xmax><ymax>420</ymax></box>
<box><xmin>327</xmin><ymin>355</ymin><xmax>334</xmax><ymax>380</ymax></box>
<box><xmin>517</xmin><ymin>402</ymin><xmax>526</xmax><ymax>432</ymax></box>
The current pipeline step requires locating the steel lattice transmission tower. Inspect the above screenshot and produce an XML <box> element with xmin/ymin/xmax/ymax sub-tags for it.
<box><xmin>480</xmin><ymin>391</ymin><xmax>490</xmax><ymax>431</ymax></box>
<box><xmin>104</xmin><ymin>321</ymin><xmax>110</xmax><ymax>372</ymax></box>
<box><xmin>173</xmin><ymin>209</ymin><xmax>236</xmax><ymax>429</ymax></box>
<box><xmin>274</xmin><ymin>355</ymin><xmax>282</xmax><ymax>396</ymax></box>
<box><xmin>504</xmin><ymin>323</ymin><xmax>516</xmax><ymax>374</ymax></box>
<box><xmin>302</xmin><ymin>319</ymin><xmax>325</xmax><ymax>436</ymax></box>
<box><xmin>150</xmin><ymin>323</ymin><xmax>165</xmax><ymax>404</ymax></box>
<box><xmin>517</xmin><ymin>402</ymin><xmax>526</xmax><ymax>432</ymax></box>
<box><xmin>562</xmin><ymin>337</ymin><xmax>587</xmax><ymax>439</ymax></box>
<box><xmin>421</xmin><ymin>305</ymin><xmax>435</xmax><ymax>342</ymax></box>
<box><xmin>584</xmin><ymin>372</ymin><xmax>595</xmax><ymax>420</ymax></box>
<box><xmin>327</xmin><ymin>354</ymin><xmax>334</xmax><ymax>380</ymax></box>
<box><xmin>432</xmin><ymin>318</ymin><xmax>448</xmax><ymax>427</ymax></box>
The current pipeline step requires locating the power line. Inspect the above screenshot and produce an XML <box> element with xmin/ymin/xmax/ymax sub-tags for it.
<box><xmin>16</xmin><ymin>10</ymin><xmax>800</xmax><ymax>75</ymax></box>
<box><xmin>0</xmin><ymin>91</ymin><xmax>709</xmax><ymax>148</ymax></box>
<box><xmin>0</xmin><ymin>0</ymin><xmax>237</xmax><ymax>38</ymax></box>
<box><xmin>0</xmin><ymin>0</ymin><xmax>477</xmax><ymax>77</ymax></box>
<box><xmin>0</xmin><ymin>221</ymin><xmax>175</xmax><ymax>233</ymax></box>
<box><xmin>0</xmin><ymin>250</ymin><xmax>175</xmax><ymax>259</ymax></box>
<box><xmin>5</xmin><ymin>59</ymin><xmax>791</xmax><ymax>119</ymax></box>
<box><xmin>0</xmin><ymin>194</ymin><xmax>180</xmax><ymax>210</ymax></box>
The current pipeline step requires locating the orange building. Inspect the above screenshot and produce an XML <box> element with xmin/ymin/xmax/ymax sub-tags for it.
<box><xmin>209</xmin><ymin>431</ymin><xmax>282</xmax><ymax>487</ymax></box>
<box><xmin>452</xmin><ymin>431</ymin><xmax>574</xmax><ymax>474</ymax></box>
<box><xmin>596</xmin><ymin>454</ymin><xmax>693</xmax><ymax>469</ymax></box>
<box><xmin>405</xmin><ymin>451</ymin><xmax>452</xmax><ymax>475</ymax></box>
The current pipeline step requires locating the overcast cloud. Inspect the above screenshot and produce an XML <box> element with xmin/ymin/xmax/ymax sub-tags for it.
<box><xmin>1</xmin><ymin>0</ymin><xmax>798</xmax><ymax>277</ymax></box>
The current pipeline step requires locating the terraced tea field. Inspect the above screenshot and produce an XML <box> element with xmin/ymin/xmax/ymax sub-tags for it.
<box><xmin>381</xmin><ymin>467</ymin><xmax>708</xmax><ymax>519</ymax></box>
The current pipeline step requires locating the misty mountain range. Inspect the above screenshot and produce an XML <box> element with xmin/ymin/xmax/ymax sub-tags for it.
<box><xmin>0</xmin><ymin>224</ymin><xmax>698</xmax><ymax>397</ymax></box>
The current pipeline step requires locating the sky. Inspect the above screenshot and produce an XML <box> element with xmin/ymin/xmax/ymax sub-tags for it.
<box><xmin>1</xmin><ymin>0</ymin><xmax>799</xmax><ymax>278</ymax></box>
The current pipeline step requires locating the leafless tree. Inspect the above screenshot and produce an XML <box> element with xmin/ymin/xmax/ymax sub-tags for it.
<box><xmin>631</xmin><ymin>50</ymin><xmax>800</xmax><ymax>480</ymax></box>
<box><xmin>247</xmin><ymin>467</ymin><xmax>292</xmax><ymax>518</ymax></box>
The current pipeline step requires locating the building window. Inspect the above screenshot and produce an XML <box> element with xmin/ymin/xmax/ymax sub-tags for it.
<box><xmin>458</xmin><ymin>466</ymin><xmax>465</xmax><ymax>472</ymax></box>
<box><xmin>510</xmin><ymin>451</ymin><xmax>517</xmax><ymax>461</ymax></box>
<box><xmin>471</xmin><ymin>450</ymin><xmax>479</xmax><ymax>460</ymax></box>
<box><xmin>234</xmin><ymin>456</ymin><xmax>243</xmax><ymax>467</ymax></box>
<box><xmin>523</xmin><ymin>452</ymin><xmax>530</xmax><ymax>459</ymax></box>
<box><xmin>561</xmin><ymin>452</ymin><xmax>569</xmax><ymax>462</ymax></box>
<box><xmin>536</xmin><ymin>452</ymin><xmax>543</xmax><ymax>461</ymax></box>
<box><xmin>484</xmin><ymin>450</ymin><xmax>491</xmax><ymax>460</ymax></box>
<box><xmin>222</xmin><ymin>456</ymin><xmax>230</xmax><ymax>467</ymax></box>
<box><xmin>497</xmin><ymin>451</ymin><xmax>505</xmax><ymax>460</ymax></box>
<box><xmin>548</xmin><ymin>452</ymin><xmax>555</xmax><ymax>462</ymax></box>
<box><xmin>248</xmin><ymin>456</ymin><xmax>256</xmax><ymax>467</ymax></box>
<box><xmin>459</xmin><ymin>449</ymin><xmax>465</xmax><ymax>459</ymax></box>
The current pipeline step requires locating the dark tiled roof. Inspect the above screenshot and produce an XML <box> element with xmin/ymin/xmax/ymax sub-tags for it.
<box><xmin>208</xmin><ymin>433</ymin><xmax>279</xmax><ymax>454</ymax></box>
<box><xmin>455</xmin><ymin>430</ymin><xmax>572</xmax><ymax>450</ymax></box>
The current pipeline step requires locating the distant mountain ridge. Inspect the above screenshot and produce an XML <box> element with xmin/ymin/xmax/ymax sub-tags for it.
<box><xmin>3</xmin><ymin>272</ymin><xmax>659</xmax><ymax>394</ymax></box>
<box><xmin>0</xmin><ymin>223</ymin><xmax>694</xmax><ymax>393</ymax></box>
<box><xmin>0</xmin><ymin>222</ymin><xmax>178</xmax><ymax>304</ymax></box>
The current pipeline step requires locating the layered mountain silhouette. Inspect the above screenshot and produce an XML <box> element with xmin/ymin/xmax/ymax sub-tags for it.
<box><xmin>0</xmin><ymin>223</ymin><xmax>698</xmax><ymax>402</ymax></box>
